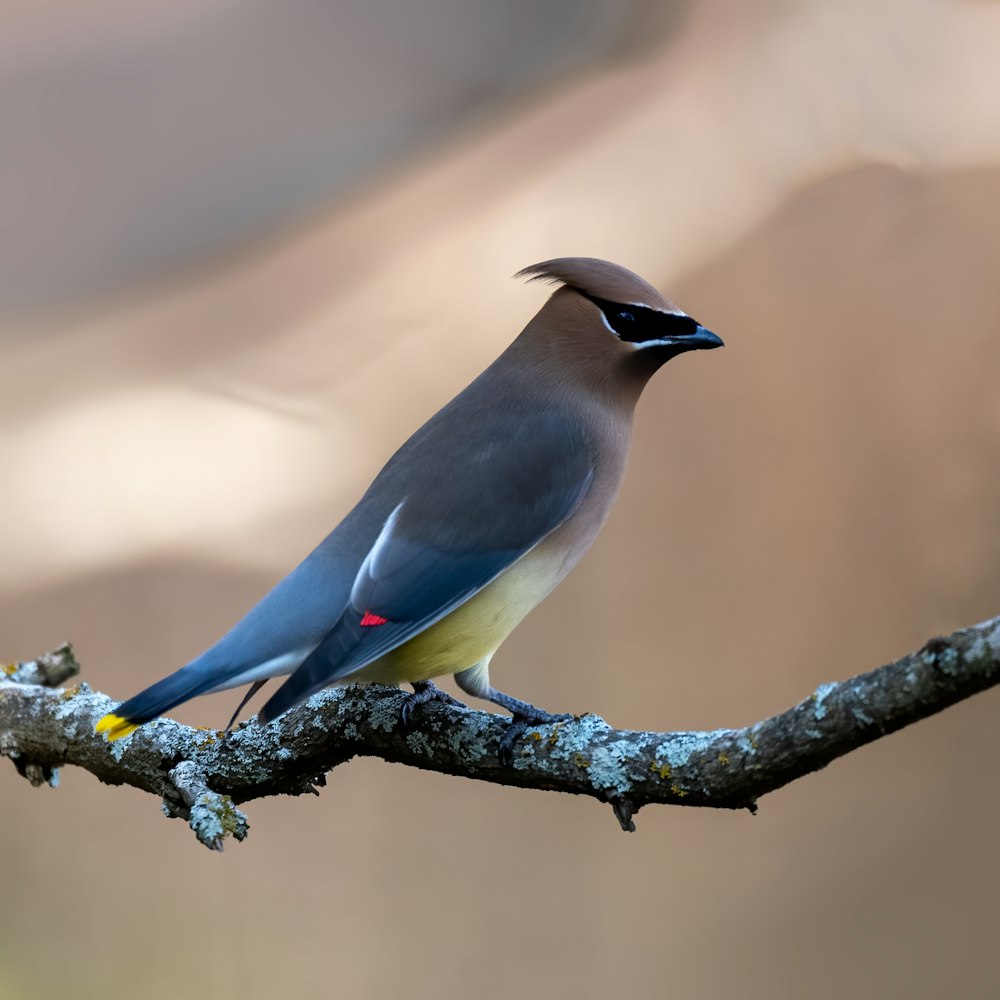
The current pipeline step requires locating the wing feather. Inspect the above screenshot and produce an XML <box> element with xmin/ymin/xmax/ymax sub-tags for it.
<box><xmin>257</xmin><ymin>411</ymin><xmax>593</xmax><ymax>724</ymax></box>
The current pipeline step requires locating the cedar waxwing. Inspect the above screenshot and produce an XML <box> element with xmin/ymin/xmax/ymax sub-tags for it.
<box><xmin>97</xmin><ymin>258</ymin><xmax>723</xmax><ymax>755</ymax></box>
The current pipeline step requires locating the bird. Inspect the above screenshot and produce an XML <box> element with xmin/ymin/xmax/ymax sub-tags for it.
<box><xmin>96</xmin><ymin>257</ymin><xmax>723</xmax><ymax>758</ymax></box>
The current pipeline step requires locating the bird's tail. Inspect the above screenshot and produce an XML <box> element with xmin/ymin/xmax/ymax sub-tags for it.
<box><xmin>95</xmin><ymin>664</ymin><xmax>219</xmax><ymax>742</ymax></box>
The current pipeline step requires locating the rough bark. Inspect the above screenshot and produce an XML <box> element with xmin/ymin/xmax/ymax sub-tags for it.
<box><xmin>3</xmin><ymin>615</ymin><xmax>999</xmax><ymax>849</ymax></box>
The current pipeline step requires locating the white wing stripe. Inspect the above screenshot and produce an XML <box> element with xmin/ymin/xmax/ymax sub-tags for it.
<box><xmin>350</xmin><ymin>500</ymin><xmax>405</xmax><ymax>609</ymax></box>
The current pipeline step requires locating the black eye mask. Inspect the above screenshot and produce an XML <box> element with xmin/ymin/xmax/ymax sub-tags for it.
<box><xmin>581</xmin><ymin>294</ymin><xmax>700</xmax><ymax>344</ymax></box>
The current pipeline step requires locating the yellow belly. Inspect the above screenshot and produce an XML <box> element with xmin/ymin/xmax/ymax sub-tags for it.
<box><xmin>356</xmin><ymin>541</ymin><xmax>573</xmax><ymax>685</ymax></box>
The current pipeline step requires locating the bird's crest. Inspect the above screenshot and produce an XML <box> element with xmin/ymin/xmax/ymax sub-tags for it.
<box><xmin>516</xmin><ymin>257</ymin><xmax>673</xmax><ymax>312</ymax></box>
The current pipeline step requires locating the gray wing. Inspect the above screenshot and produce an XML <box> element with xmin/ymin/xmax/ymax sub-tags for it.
<box><xmin>257</xmin><ymin>411</ymin><xmax>594</xmax><ymax>723</ymax></box>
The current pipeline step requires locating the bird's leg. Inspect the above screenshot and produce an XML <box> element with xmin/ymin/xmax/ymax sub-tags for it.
<box><xmin>454</xmin><ymin>664</ymin><xmax>572</xmax><ymax>766</ymax></box>
<box><xmin>400</xmin><ymin>679</ymin><xmax>467</xmax><ymax>726</ymax></box>
<box><xmin>224</xmin><ymin>680</ymin><xmax>268</xmax><ymax>733</ymax></box>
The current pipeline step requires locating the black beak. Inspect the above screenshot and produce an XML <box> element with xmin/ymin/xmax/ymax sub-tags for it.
<box><xmin>690</xmin><ymin>324</ymin><xmax>724</xmax><ymax>350</ymax></box>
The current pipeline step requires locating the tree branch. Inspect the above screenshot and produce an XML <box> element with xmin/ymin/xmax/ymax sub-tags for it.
<box><xmin>3</xmin><ymin>615</ymin><xmax>999</xmax><ymax>849</ymax></box>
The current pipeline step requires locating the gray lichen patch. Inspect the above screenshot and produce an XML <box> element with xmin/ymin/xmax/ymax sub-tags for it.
<box><xmin>544</xmin><ymin>713</ymin><xmax>610</xmax><ymax>754</ymax></box>
<box><xmin>99</xmin><ymin>711</ymin><xmax>201</xmax><ymax>764</ymax></box>
<box><xmin>225</xmin><ymin>718</ymin><xmax>285</xmax><ymax>756</ymax></box>
<box><xmin>367</xmin><ymin>694</ymin><xmax>404</xmax><ymax>734</ymax></box>
<box><xmin>987</xmin><ymin>622</ymin><xmax>1000</xmax><ymax>656</ymax></box>
<box><xmin>168</xmin><ymin>759</ymin><xmax>249</xmax><ymax>850</ymax></box>
<box><xmin>920</xmin><ymin>639</ymin><xmax>961</xmax><ymax>676</ymax></box>
<box><xmin>587</xmin><ymin>742</ymin><xmax>633</xmax><ymax>796</ymax></box>
<box><xmin>812</xmin><ymin>682</ymin><xmax>838</xmax><ymax>720</ymax></box>
<box><xmin>286</xmin><ymin>690</ymin><xmax>345</xmax><ymax>737</ymax></box>
<box><xmin>53</xmin><ymin>686</ymin><xmax>92</xmax><ymax>722</ymax></box>
<box><xmin>532</xmin><ymin>715</ymin><xmax>640</xmax><ymax>796</ymax></box>
<box><xmin>444</xmin><ymin>712</ymin><xmax>493</xmax><ymax>762</ymax></box>
<box><xmin>967</xmin><ymin>634</ymin><xmax>991</xmax><ymax>665</ymax></box>
<box><xmin>108</xmin><ymin>730</ymin><xmax>134</xmax><ymax>762</ymax></box>
<box><xmin>653</xmin><ymin>731</ymin><xmax>719</xmax><ymax>770</ymax></box>
<box><xmin>405</xmin><ymin>730</ymin><xmax>433</xmax><ymax>757</ymax></box>
<box><xmin>851</xmin><ymin>706</ymin><xmax>874</xmax><ymax>726</ymax></box>
<box><xmin>188</xmin><ymin>792</ymin><xmax>249</xmax><ymax>851</ymax></box>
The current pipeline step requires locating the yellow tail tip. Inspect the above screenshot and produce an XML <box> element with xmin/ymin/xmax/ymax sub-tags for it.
<box><xmin>95</xmin><ymin>713</ymin><xmax>139</xmax><ymax>742</ymax></box>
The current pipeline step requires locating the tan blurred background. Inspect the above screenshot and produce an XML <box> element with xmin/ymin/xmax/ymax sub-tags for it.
<box><xmin>3</xmin><ymin>0</ymin><xmax>1000</xmax><ymax>997</ymax></box>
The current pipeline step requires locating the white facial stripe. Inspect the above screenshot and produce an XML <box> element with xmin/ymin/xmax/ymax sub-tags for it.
<box><xmin>597</xmin><ymin>310</ymin><xmax>618</xmax><ymax>336</ymax></box>
<box><xmin>623</xmin><ymin>301</ymin><xmax>687</xmax><ymax>317</ymax></box>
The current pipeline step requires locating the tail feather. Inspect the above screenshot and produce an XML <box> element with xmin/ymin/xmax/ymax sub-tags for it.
<box><xmin>95</xmin><ymin>665</ymin><xmax>217</xmax><ymax>742</ymax></box>
<box><xmin>94</xmin><ymin>713</ymin><xmax>141</xmax><ymax>741</ymax></box>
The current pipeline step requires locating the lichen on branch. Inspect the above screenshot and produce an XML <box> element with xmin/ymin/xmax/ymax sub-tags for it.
<box><xmin>3</xmin><ymin>615</ymin><xmax>999</xmax><ymax>849</ymax></box>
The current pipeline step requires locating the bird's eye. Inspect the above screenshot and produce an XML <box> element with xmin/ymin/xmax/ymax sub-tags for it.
<box><xmin>618</xmin><ymin>311</ymin><xmax>635</xmax><ymax>322</ymax></box>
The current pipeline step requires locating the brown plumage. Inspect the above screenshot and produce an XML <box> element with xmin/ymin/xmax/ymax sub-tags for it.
<box><xmin>97</xmin><ymin>258</ymin><xmax>723</xmax><ymax>759</ymax></box>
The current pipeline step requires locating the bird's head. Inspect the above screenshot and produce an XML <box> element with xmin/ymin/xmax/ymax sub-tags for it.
<box><xmin>516</xmin><ymin>257</ymin><xmax>723</xmax><ymax>374</ymax></box>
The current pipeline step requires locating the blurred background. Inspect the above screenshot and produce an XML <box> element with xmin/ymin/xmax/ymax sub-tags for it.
<box><xmin>3</xmin><ymin>0</ymin><xmax>1000</xmax><ymax>997</ymax></box>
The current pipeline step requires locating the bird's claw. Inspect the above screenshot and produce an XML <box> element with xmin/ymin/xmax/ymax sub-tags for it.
<box><xmin>400</xmin><ymin>680</ymin><xmax>466</xmax><ymax>727</ymax></box>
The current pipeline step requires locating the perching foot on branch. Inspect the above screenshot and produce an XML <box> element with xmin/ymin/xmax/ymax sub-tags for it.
<box><xmin>400</xmin><ymin>680</ymin><xmax>467</xmax><ymax>726</ymax></box>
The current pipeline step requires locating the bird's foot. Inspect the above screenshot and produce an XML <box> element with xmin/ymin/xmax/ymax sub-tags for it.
<box><xmin>498</xmin><ymin>707</ymin><xmax>573</xmax><ymax>767</ymax></box>
<box><xmin>400</xmin><ymin>680</ymin><xmax>466</xmax><ymax>726</ymax></box>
